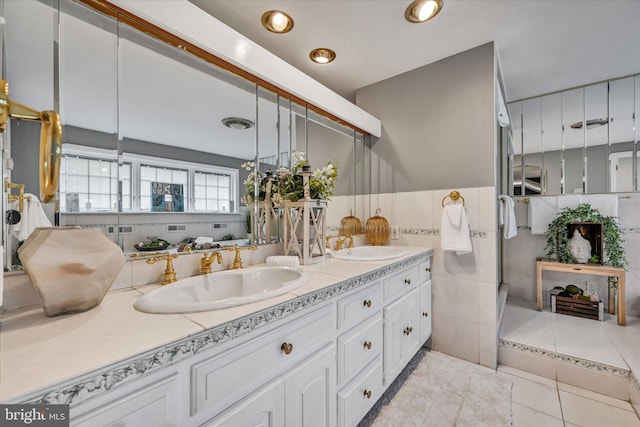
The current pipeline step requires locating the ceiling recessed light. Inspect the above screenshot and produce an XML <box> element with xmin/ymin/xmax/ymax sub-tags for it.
<box><xmin>570</xmin><ymin>118</ymin><xmax>608</xmax><ymax>130</ymax></box>
<box><xmin>405</xmin><ymin>0</ymin><xmax>443</xmax><ymax>23</ymax></box>
<box><xmin>261</xmin><ymin>10</ymin><xmax>294</xmax><ymax>34</ymax></box>
<box><xmin>309</xmin><ymin>48</ymin><xmax>336</xmax><ymax>64</ymax></box>
<box><xmin>222</xmin><ymin>117</ymin><xmax>254</xmax><ymax>130</ymax></box>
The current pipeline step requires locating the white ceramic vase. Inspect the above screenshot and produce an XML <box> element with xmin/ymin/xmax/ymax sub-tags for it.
<box><xmin>569</xmin><ymin>229</ymin><xmax>592</xmax><ymax>263</ymax></box>
<box><xmin>18</xmin><ymin>227</ymin><xmax>126</xmax><ymax>316</ymax></box>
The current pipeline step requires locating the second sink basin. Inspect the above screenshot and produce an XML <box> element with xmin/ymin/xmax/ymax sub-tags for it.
<box><xmin>134</xmin><ymin>266</ymin><xmax>308</xmax><ymax>314</ymax></box>
<box><xmin>333</xmin><ymin>246</ymin><xmax>405</xmax><ymax>261</ymax></box>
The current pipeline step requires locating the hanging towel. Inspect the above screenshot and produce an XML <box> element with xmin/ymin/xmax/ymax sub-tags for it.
<box><xmin>441</xmin><ymin>203</ymin><xmax>472</xmax><ymax>255</ymax></box>
<box><xmin>9</xmin><ymin>193</ymin><xmax>52</xmax><ymax>242</ymax></box>
<box><xmin>498</xmin><ymin>195</ymin><xmax>517</xmax><ymax>239</ymax></box>
<box><xmin>528</xmin><ymin>196</ymin><xmax>557</xmax><ymax>235</ymax></box>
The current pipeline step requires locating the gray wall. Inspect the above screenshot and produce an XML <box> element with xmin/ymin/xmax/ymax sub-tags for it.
<box><xmin>355</xmin><ymin>42</ymin><xmax>496</xmax><ymax>193</ymax></box>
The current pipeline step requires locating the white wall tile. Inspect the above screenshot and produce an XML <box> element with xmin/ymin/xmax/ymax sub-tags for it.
<box><xmin>111</xmin><ymin>262</ymin><xmax>132</xmax><ymax>290</ymax></box>
<box><xmin>619</xmin><ymin>195</ymin><xmax>640</xmax><ymax>228</ymax></box>
<box><xmin>432</xmin><ymin>276</ymin><xmax>479</xmax><ymax>324</ymax></box>
<box><xmin>478</xmin><ymin>187</ymin><xmax>497</xmax><ymax>232</ymax></box>
<box><xmin>326</xmin><ymin>195</ymin><xmax>351</xmax><ymax>228</ymax></box>
<box><xmin>394</xmin><ymin>190</ymin><xmax>433</xmax><ymax>229</ymax></box>
<box><xmin>432</xmin><ymin>314</ymin><xmax>478</xmax><ymax>363</ymax></box>
<box><xmin>478</xmin><ymin>325</ymin><xmax>497</xmax><ymax>368</ymax></box>
<box><xmin>478</xmin><ymin>281</ymin><xmax>498</xmax><ymax>327</ymax></box>
<box><xmin>370</xmin><ymin>193</ymin><xmax>395</xmax><ymax>224</ymax></box>
<box><xmin>625</xmin><ymin>268</ymin><xmax>640</xmax><ymax>316</ymax></box>
<box><xmin>623</xmin><ymin>233</ymin><xmax>640</xmax><ymax>269</ymax></box>
<box><xmin>441</xmin><ymin>237</ymin><xmax>497</xmax><ymax>284</ymax></box>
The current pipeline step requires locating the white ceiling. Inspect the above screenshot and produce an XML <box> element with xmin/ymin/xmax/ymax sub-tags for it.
<box><xmin>191</xmin><ymin>0</ymin><xmax>640</xmax><ymax>103</ymax></box>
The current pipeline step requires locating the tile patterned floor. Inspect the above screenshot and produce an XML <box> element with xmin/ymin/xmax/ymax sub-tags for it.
<box><xmin>368</xmin><ymin>351</ymin><xmax>640</xmax><ymax>427</ymax></box>
<box><xmin>500</xmin><ymin>297</ymin><xmax>640</xmax><ymax>372</ymax></box>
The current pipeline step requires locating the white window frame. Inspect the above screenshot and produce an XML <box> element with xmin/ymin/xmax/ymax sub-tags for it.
<box><xmin>61</xmin><ymin>145</ymin><xmax>239</xmax><ymax>213</ymax></box>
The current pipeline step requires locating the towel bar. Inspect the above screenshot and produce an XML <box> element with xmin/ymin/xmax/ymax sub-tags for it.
<box><xmin>441</xmin><ymin>190</ymin><xmax>465</xmax><ymax>207</ymax></box>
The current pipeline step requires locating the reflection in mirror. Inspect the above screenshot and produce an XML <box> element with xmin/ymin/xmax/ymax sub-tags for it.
<box><xmin>508</xmin><ymin>73</ymin><xmax>639</xmax><ymax>197</ymax></box>
<box><xmin>114</xmin><ymin>18</ymin><xmax>256</xmax><ymax>254</ymax></box>
<box><xmin>584</xmin><ymin>83</ymin><xmax>608</xmax><ymax>194</ymax></box>
<box><xmin>3</xmin><ymin>0</ymin><xmax>57</xmax><ymax>270</ymax></box>
<box><xmin>2</xmin><ymin>0</ymin><xmax>374</xmax><ymax>270</ymax></box>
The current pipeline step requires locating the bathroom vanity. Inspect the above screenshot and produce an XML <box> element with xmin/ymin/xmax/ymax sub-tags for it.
<box><xmin>0</xmin><ymin>248</ymin><xmax>432</xmax><ymax>426</ymax></box>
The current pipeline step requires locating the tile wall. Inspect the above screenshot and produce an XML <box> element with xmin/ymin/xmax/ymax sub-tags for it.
<box><xmin>328</xmin><ymin>186</ymin><xmax>499</xmax><ymax>368</ymax></box>
<box><xmin>504</xmin><ymin>193</ymin><xmax>640</xmax><ymax>314</ymax></box>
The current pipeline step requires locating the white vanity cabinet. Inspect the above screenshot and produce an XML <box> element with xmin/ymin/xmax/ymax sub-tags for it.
<box><xmin>206</xmin><ymin>344</ymin><xmax>335</xmax><ymax>427</ymax></box>
<box><xmin>71</xmin><ymin>369</ymin><xmax>183</xmax><ymax>427</ymax></box>
<box><xmin>37</xmin><ymin>251</ymin><xmax>433</xmax><ymax>427</ymax></box>
<box><xmin>195</xmin><ymin>304</ymin><xmax>335</xmax><ymax>426</ymax></box>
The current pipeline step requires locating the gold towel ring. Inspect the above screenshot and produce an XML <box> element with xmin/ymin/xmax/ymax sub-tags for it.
<box><xmin>441</xmin><ymin>190</ymin><xmax>465</xmax><ymax>207</ymax></box>
<box><xmin>0</xmin><ymin>79</ymin><xmax>62</xmax><ymax>204</ymax></box>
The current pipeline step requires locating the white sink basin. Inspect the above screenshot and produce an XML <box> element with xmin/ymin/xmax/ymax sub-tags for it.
<box><xmin>333</xmin><ymin>246</ymin><xmax>405</xmax><ymax>261</ymax></box>
<box><xmin>134</xmin><ymin>267</ymin><xmax>308</xmax><ymax>314</ymax></box>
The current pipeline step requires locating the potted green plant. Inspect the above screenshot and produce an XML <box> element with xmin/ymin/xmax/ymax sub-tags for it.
<box><xmin>544</xmin><ymin>203</ymin><xmax>625</xmax><ymax>268</ymax></box>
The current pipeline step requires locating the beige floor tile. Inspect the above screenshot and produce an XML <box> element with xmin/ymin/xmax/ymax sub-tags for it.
<box><xmin>560</xmin><ymin>390</ymin><xmax>640</xmax><ymax>427</ymax></box>
<box><xmin>497</xmin><ymin>364</ymin><xmax>558</xmax><ymax>388</ymax></box>
<box><xmin>559</xmin><ymin>381</ymin><xmax>636</xmax><ymax>412</ymax></box>
<box><xmin>512</xmin><ymin>402</ymin><xmax>564</xmax><ymax>427</ymax></box>
<box><xmin>502</xmin><ymin>373</ymin><xmax>562</xmax><ymax>418</ymax></box>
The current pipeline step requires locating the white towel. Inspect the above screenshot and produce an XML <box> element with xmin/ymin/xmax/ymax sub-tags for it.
<box><xmin>557</xmin><ymin>194</ymin><xmax>581</xmax><ymax>211</ymax></box>
<box><xmin>194</xmin><ymin>236</ymin><xmax>214</xmax><ymax>245</ymax></box>
<box><xmin>266</xmin><ymin>256</ymin><xmax>300</xmax><ymax>269</ymax></box>
<box><xmin>441</xmin><ymin>203</ymin><xmax>472</xmax><ymax>255</ymax></box>
<box><xmin>528</xmin><ymin>196</ymin><xmax>557</xmax><ymax>235</ymax></box>
<box><xmin>9</xmin><ymin>193</ymin><xmax>52</xmax><ymax>241</ymax></box>
<box><xmin>498</xmin><ymin>195</ymin><xmax>517</xmax><ymax>239</ymax></box>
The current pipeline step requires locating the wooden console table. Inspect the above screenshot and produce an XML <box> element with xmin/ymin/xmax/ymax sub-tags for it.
<box><xmin>536</xmin><ymin>259</ymin><xmax>626</xmax><ymax>326</ymax></box>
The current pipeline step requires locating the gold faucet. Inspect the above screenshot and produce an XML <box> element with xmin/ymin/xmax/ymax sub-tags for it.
<box><xmin>326</xmin><ymin>234</ymin><xmax>353</xmax><ymax>251</ymax></box>
<box><xmin>146</xmin><ymin>253</ymin><xmax>179</xmax><ymax>285</ymax></box>
<box><xmin>226</xmin><ymin>244</ymin><xmax>257</xmax><ymax>269</ymax></box>
<box><xmin>200</xmin><ymin>251</ymin><xmax>223</xmax><ymax>274</ymax></box>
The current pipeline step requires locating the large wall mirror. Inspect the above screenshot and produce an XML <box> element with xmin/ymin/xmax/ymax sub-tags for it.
<box><xmin>508</xmin><ymin>74</ymin><xmax>639</xmax><ymax>196</ymax></box>
<box><xmin>2</xmin><ymin>0</ymin><xmax>371</xmax><ymax>271</ymax></box>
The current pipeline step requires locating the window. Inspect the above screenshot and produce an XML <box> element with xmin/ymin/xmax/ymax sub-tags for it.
<box><xmin>139</xmin><ymin>164</ymin><xmax>188</xmax><ymax>211</ymax></box>
<box><xmin>194</xmin><ymin>171</ymin><xmax>231</xmax><ymax>212</ymax></box>
<box><xmin>59</xmin><ymin>145</ymin><xmax>238</xmax><ymax>213</ymax></box>
<box><xmin>59</xmin><ymin>155</ymin><xmax>130</xmax><ymax>212</ymax></box>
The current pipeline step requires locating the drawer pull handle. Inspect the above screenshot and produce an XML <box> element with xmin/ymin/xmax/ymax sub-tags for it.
<box><xmin>403</xmin><ymin>326</ymin><xmax>413</xmax><ymax>335</ymax></box>
<box><xmin>280</xmin><ymin>342</ymin><xmax>293</xmax><ymax>355</ymax></box>
<box><xmin>404</xmin><ymin>278</ymin><xmax>411</xmax><ymax>285</ymax></box>
<box><xmin>422</xmin><ymin>311</ymin><xmax>429</xmax><ymax>317</ymax></box>
<box><xmin>363</xmin><ymin>341</ymin><xmax>372</xmax><ymax>350</ymax></box>
<box><xmin>425</xmin><ymin>267</ymin><xmax>431</xmax><ymax>272</ymax></box>
<box><xmin>363</xmin><ymin>300</ymin><xmax>372</xmax><ymax>308</ymax></box>
<box><xmin>363</xmin><ymin>389</ymin><xmax>372</xmax><ymax>399</ymax></box>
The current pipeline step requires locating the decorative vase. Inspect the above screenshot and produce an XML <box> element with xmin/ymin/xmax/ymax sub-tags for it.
<box><xmin>18</xmin><ymin>227</ymin><xmax>126</xmax><ymax>316</ymax></box>
<box><xmin>366</xmin><ymin>208</ymin><xmax>390</xmax><ymax>246</ymax></box>
<box><xmin>569</xmin><ymin>229</ymin><xmax>592</xmax><ymax>263</ymax></box>
<box><xmin>339</xmin><ymin>210</ymin><xmax>363</xmax><ymax>235</ymax></box>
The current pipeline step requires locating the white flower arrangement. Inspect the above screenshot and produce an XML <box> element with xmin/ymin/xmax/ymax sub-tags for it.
<box><xmin>241</xmin><ymin>152</ymin><xmax>337</xmax><ymax>205</ymax></box>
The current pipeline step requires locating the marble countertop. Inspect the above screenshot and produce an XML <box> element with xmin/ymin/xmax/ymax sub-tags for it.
<box><xmin>0</xmin><ymin>247</ymin><xmax>431</xmax><ymax>403</ymax></box>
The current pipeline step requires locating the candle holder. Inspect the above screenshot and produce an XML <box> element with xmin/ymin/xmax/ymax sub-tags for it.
<box><xmin>298</xmin><ymin>165</ymin><xmax>313</xmax><ymax>200</ymax></box>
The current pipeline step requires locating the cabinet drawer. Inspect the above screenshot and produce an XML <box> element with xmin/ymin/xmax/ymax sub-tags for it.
<box><xmin>191</xmin><ymin>304</ymin><xmax>333</xmax><ymax>418</ymax></box>
<box><xmin>383</xmin><ymin>265</ymin><xmax>419</xmax><ymax>302</ymax></box>
<box><xmin>419</xmin><ymin>258</ymin><xmax>432</xmax><ymax>282</ymax></box>
<box><xmin>337</xmin><ymin>357</ymin><xmax>384</xmax><ymax>427</ymax></box>
<box><xmin>336</xmin><ymin>280</ymin><xmax>382</xmax><ymax>331</ymax></box>
<box><xmin>337</xmin><ymin>317</ymin><xmax>382</xmax><ymax>385</ymax></box>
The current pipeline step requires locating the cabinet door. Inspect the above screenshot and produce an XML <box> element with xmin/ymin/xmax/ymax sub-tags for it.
<box><xmin>420</xmin><ymin>279</ymin><xmax>432</xmax><ymax>344</ymax></box>
<box><xmin>203</xmin><ymin>380</ymin><xmax>285</xmax><ymax>427</ymax></box>
<box><xmin>403</xmin><ymin>291</ymin><xmax>421</xmax><ymax>357</ymax></box>
<box><xmin>383</xmin><ymin>294</ymin><xmax>406</xmax><ymax>384</ymax></box>
<box><xmin>285</xmin><ymin>344</ymin><xmax>336</xmax><ymax>427</ymax></box>
<box><xmin>383</xmin><ymin>287</ymin><xmax>420</xmax><ymax>385</ymax></box>
<box><xmin>72</xmin><ymin>373</ymin><xmax>180</xmax><ymax>427</ymax></box>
